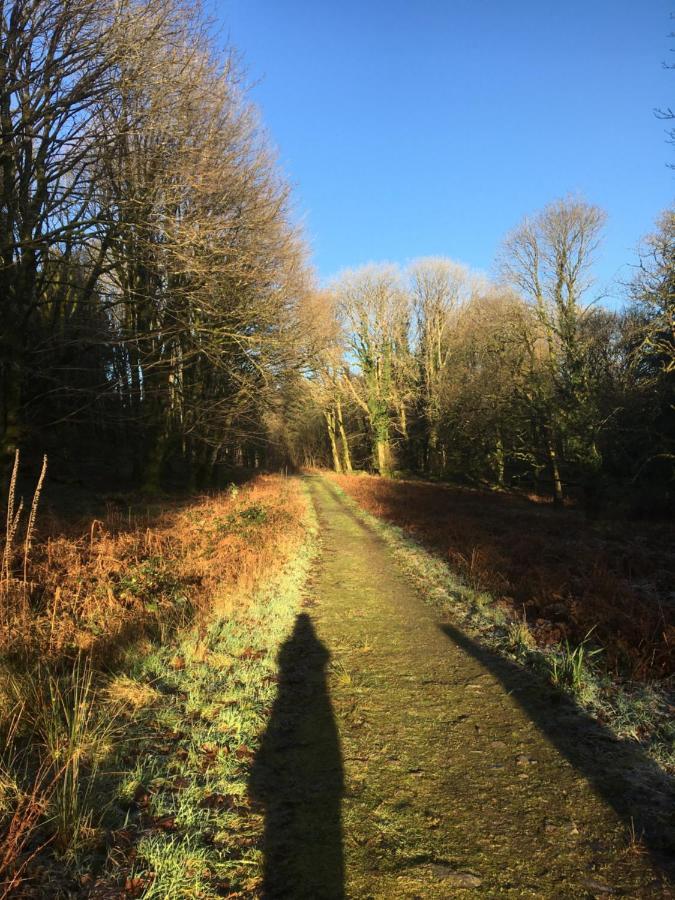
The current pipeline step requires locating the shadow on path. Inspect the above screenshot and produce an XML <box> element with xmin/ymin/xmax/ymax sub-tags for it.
<box><xmin>249</xmin><ymin>613</ymin><xmax>344</xmax><ymax>899</ymax></box>
<box><xmin>439</xmin><ymin>623</ymin><xmax>675</xmax><ymax>881</ymax></box>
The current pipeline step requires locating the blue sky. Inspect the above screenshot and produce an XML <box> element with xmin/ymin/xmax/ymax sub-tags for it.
<box><xmin>215</xmin><ymin>0</ymin><xmax>673</xmax><ymax>302</ymax></box>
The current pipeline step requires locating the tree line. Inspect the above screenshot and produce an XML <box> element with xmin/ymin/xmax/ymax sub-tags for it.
<box><xmin>1</xmin><ymin>1</ymin><xmax>672</xmax><ymax>514</ymax></box>
<box><xmin>0</xmin><ymin>0</ymin><xmax>314</xmax><ymax>491</ymax></box>
<box><xmin>287</xmin><ymin>198</ymin><xmax>674</xmax><ymax>515</ymax></box>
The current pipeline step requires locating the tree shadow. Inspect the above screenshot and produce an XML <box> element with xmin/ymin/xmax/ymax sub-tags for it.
<box><xmin>249</xmin><ymin>613</ymin><xmax>345</xmax><ymax>899</ymax></box>
<box><xmin>332</xmin><ymin>475</ymin><xmax>674</xmax><ymax>679</ymax></box>
<box><xmin>439</xmin><ymin>622</ymin><xmax>675</xmax><ymax>880</ymax></box>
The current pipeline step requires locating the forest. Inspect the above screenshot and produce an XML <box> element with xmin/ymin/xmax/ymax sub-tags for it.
<box><xmin>288</xmin><ymin>212</ymin><xmax>674</xmax><ymax>516</ymax></box>
<box><xmin>0</xmin><ymin>0</ymin><xmax>314</xmax><ymax>493</ymax></box>
<box><xmin>0</xmin><ymin>2</ymin><xmax>672</xmax><ymax>515</ymax></box>
<box><xmin>0</xmin><ymin>0</ymin><xmax>673</xmax><ymax>897</ymax></box>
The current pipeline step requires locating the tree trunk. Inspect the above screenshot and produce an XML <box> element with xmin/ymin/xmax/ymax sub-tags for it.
<box><xmin>336</xmin><ymin>400</ymin><xmax>352</xmax><ymax>473</ymax></box>
<box><xmin>324</xmin><ymin>410</ymin><xmax>342</xmax><ymax>473</ymax></box>
<box><xmin>398</xmin><ymin>402</ymin><xmax>408</xmax><ymax>441</ymax></box>
<box><xmin>374</xmin><ymin>436</ymin><xmax>391</xmax><ymax>476</ymax></box>
<box><xmin>142</xmin><ymin>426</ymin><xmax>170</xmax><ymax>495</ymax></box>
<box><xmin>494</xmin><ymin>435</ymin><xmax>505</xmax><ymax>486</ymax></box>
<box><xmin>206</xmin><ymin>442</ymin><xmax>223</xmax><ymax>486</ymax></box>
<box><xmin>1</xmin><ymin>344</ymin><xmax>22</xmax><ymax>483</ymax></box>
<box><xmin>546</xmin><ymin>434</ymin><xmax>564</xmax><ymax>507</ymax></box>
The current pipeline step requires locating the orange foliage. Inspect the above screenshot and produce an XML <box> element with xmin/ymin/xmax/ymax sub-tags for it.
<box><xmin>0</xmin><ymin>475</ymin><xmax>307</xmax><ymax>666</ymax></box>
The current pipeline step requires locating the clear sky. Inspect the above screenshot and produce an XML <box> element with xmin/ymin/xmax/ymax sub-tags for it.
<box><xmin>215</xmin><ymin>0</ymin><xmax>673</xmax><ymax>302</ymax></box>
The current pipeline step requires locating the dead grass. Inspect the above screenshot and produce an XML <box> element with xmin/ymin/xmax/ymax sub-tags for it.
<box><xmin>0</xmin><ymin>472</ymin><xmax>308</xmax><ymax>893</ymax></box>
<box><xmin>0</xmin><ymin>474</ymin><xmax>305</xmax><ymax>666</ymax></box>
<box><xmin>329</xmin><ymin>473</ymin><xmax>675</xmax><ymax>681</ymax></box>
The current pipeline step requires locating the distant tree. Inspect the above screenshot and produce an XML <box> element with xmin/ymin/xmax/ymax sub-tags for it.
<box><xmin>500</xmin><ymin>196</ymin><xmax>607</xmax><ymax>504</ymax></box>
<box><xmin>333</xmin><ymin>265</ymin><xmax>410</xmax><ymax>474</ymax></box>
<box><xmin>433</xmin><ymin>289</ymin><xmax>533</xmax><ymax>486</ymax></box>
<box><xmin>630</xmin><ymin>209</ymin><xmax>675</xmax><ymax>375</ymax></box>
<box><xmin>409</xmin><ymin>258</ymin><xmax>482</xmax><ymax>473</ymax></box>
<box><xmin>623</xmin><ymin>209</ymin><xmax>675</xmax><ymax>512</ymax></box>
<box><xmin>305</xmin><ymin>291</ymin><xmax>353</xmax><ymax>473</ymax></box>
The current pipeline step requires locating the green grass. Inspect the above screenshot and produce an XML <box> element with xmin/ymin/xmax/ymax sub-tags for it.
<box><xmin>505</xmin><ymin>618</ymin><xmax>537</xmax><ymax>659</ymax></box>
<box><xmin>213</xmin><ymin>502</ymin><xmax>269</xmax><ymax>537</ymax></box>
<box><xmin>93</xmin><ymin>486</ymin><xmax>319</xmax><ymax>898</ymax></box>
<box><xmin>3</xmin><ymin>656</ymin><xmax>123</xmax><ymax>862</ymax></box>
<box><xmin>548</xmin><ymin>630</ymin><xmax>603</xmax><ymax>702</ymax></box>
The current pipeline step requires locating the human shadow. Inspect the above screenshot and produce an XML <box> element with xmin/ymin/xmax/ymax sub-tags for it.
<box><xmin>249</xmin><ymin>613</ymin><xmax>345</xmax><ymax>899</ymax></box>
<box><xmin>439</xmin><ymin>622</ymin><xmax>675</xmax><ymax>880</ymax></box>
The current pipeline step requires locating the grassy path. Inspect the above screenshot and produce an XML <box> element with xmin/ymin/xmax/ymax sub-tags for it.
<box><xmin>255</xmin><ymin>476</ymin><xmax>672</xmax><ymax>898</ymax></box>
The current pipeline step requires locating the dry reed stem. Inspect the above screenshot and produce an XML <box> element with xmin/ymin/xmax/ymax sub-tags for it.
<box><xmin>1</xmin><ymin>451</ymin><xmax>20</xmax><ymax>583</ymax></box>
<box><xmin>0</xmin><ymin>782</ymin><xmax>53</xmax><ymax>899</ymax></box>
<box><xmin>23</xmin><ymin>455</ymin><xmax>47</xmax><ymax>584</ymax></box>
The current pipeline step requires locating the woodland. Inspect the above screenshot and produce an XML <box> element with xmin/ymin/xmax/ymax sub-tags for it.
<box><xmin>0</xmin><ymin>0</ymin><xmax>672</xmax><ymax>515</ymax></box>
<box><xmin>0</xmin><ymin>1</ymin><xmax>673</xmax><ymax>896</ymax></box>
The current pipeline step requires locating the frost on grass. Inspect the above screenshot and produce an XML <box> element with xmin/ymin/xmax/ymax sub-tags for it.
<box><xmin>98</xmin><ymin>481</ymin><xmax>319</xmax><ymax>897</ymax></box>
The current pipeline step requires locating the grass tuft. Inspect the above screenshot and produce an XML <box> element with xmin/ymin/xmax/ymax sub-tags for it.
<box><xmin>548</xmin><ymin>631</ymin><xmax>603</xmax><ymax>702</ymax></box>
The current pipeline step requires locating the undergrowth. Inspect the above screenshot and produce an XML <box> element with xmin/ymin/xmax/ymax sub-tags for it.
<box><xmin>108</xmin><ymin>526</ymin><xmax>315</xmax><ymax>898</ymax></box>
<box><xmin>0</xmin><ymin>463</ymin><xmax>313</xmax><ymax>897</ymax></box>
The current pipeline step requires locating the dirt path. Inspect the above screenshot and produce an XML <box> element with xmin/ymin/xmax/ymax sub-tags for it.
<box><xmin>253</xmin><ymin>476</ymin><xmax>672</xmax><ymax>898</ymax></box>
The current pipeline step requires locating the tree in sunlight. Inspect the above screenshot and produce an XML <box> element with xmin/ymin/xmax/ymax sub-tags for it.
<box><xmin>0</xmin><ymin>0</ymin><xmax>315</xmax><ymax>488</ymax></box>
<box><xmin>499</xmin><ymin>196</ymin><xmax>607</xmax><ymax>503</ymax></box>
<box><xmin>332</xmin><ymin>265</ymin><xmax>412</xmax><ymax>474</ymax></box>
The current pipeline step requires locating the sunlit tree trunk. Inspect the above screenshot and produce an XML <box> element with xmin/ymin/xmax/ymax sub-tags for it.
<box><xmin>546</xmin><ymin>431</ymin><xmax>564</xmax><ymax>507</ymax></box>
<box><xmin>494</xmin><ymin>434</ymin><xmax>505</xmax><ymax>486</ymax></box>
<box><xmin>336</xmin><ymin>400</ymin><xmax>352</xmax><ymax>473</ymax></box>
<box><xmin>324</xmin><ymin>409</ymin><xmax>342</xmax><ymax>473</ymax></box>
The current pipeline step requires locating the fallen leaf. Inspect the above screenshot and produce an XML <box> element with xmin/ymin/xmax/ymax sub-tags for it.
<box><xmin>132</xmin><ymin>786</ymin><xmax>151</xmax><ymax>807</ymax></box>
<box><xmin>238</xmin><ymin>647</ymin><xmax>265</xmax><ymax>660</ymax></box>
<box><xmin>123</xmin><ymin>875</ymin><xmax>151</xmax><ymax>897</ymax></box>
<box><xmin>152</xmin><ymin>815</ymin><xmax>177</xmax><ymax>832</ymax></box>
<box><xmin>200</xmin><ymin>792</ymin><xmax>238</xmax><ymax>810</ymax></box>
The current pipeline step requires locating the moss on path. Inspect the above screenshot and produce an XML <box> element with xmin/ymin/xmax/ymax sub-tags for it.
<box><xmin>256</xmin><ymin>476</ymin><xmax>673</xmax><ymax>898</ymax></box>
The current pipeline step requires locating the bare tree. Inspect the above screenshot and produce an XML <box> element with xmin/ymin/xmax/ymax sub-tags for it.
<box><xmin>0</xmin><ymin>0</ymin><xmax>315</xmax><ymax>487</ymax></box>
<box><xmin>499</xmin><ymin>196</ymin><xmax>607</xmax><ymax>503</ymax></box>
<box><xmin>0</xmin><ymin>0</ymin><xmax>148</xmax><ymax>467</ymax></box>
<box><xmin>332</xmin><ymin>265</ymin><xmax>410</xmax><ymax>474</ymax></box>
<box><xmin>409</xmin><ymin>257</ymin><xmax>483</xmax><ymax>472</ymax></box>
<box><xmin>630</xmin><ymin>209</ymin><xmax>675</xmax><ymax>375</ymax></box>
